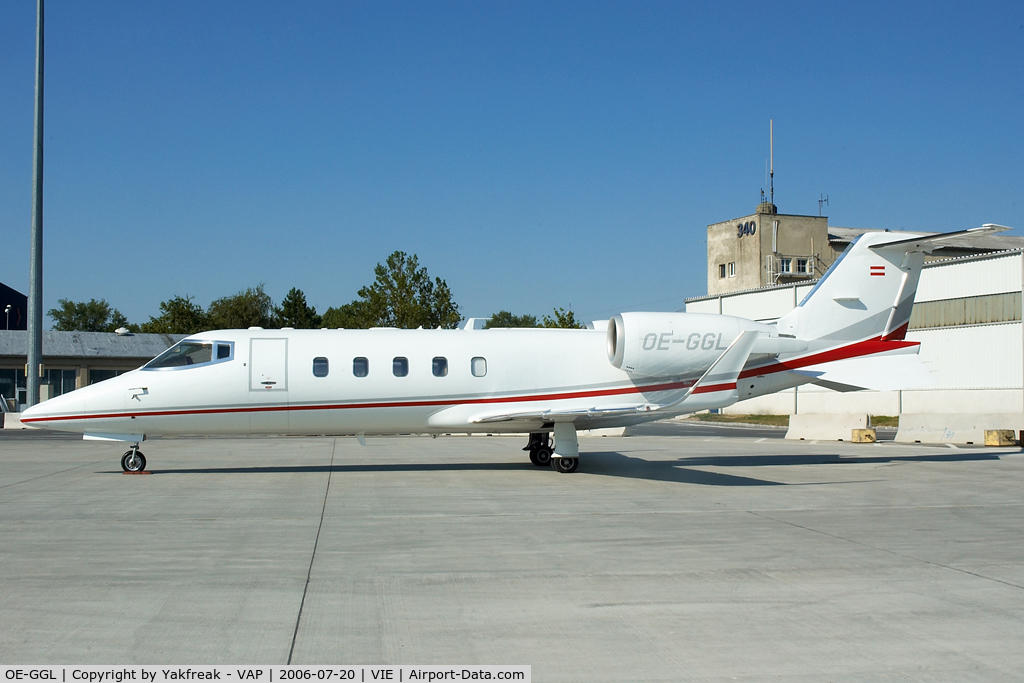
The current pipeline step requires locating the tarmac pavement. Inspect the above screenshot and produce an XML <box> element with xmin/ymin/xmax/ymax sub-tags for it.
<box><xmin>1</xmin><ymin>429</ymin><xmax>1022</xmax><ymax>681</ymax></box>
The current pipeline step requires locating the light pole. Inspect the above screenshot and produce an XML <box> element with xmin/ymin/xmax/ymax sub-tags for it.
<box><xmin>4</xmin><ymin>305</ymin><xmax>10</xmax><ymax>330</ymax></box>
<box><xmin>26</xmin><ymin>0</ymin><xmax>44</xmax><ymax>407</ymax></box>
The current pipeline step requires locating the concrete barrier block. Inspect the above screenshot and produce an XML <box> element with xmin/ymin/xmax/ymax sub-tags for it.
<box><xmin>985</xmin><ymin>430</ymin><xmax>1017</xmax><ymax>447</ymax></box>
<box><xmin>895</xmin><ymin>413</ymin><xmax>1024</xmax><ymax>445</ymax></box>
<box><xmin>3</xmin><ymin>413</ymin><xmax>27</xmax><ymax>429</ymax></box>
<box><xmin>852</xmin><ymin>428</ymin><xmax>877</xmax><ymax>443</ymax></box>
<box><xmin>786</xmin><ymin>414</ymin><xmax>868</xmax><ymax>441</ymax></box>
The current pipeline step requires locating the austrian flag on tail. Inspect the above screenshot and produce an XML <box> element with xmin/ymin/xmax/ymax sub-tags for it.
<box><xmin>870</xmin><ymin>265</ymin><xmax>885</xmax><ymax>276</ymax></box>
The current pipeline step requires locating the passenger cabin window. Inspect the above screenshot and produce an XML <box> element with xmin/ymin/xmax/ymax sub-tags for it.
<box><xmin>313</xmin><ymin>357</ymin><xmax>329</xmax><ymax>377</ymax></box>
<box><xmin>353</xmin><ymin>357</ymin><xmax>369</xmax><ymax>377</ymax></box>
<box><xmin>471</xmin><ymin>357</ymin><xmax>487</xmax><ymax>377</ymax></box>
<box><xmin>393</xmin><ymin>357</ymin><xmax>409</xmax><ymax>377</ymax></box>
<box><xmin>145</xmin><ymin>341</ymin><xmax>215</xmax><ymax>369</ymax></box>
<box><xmin>432</xmin><ymin>357</ymin><xmax>448</xmax><ymax>377</ymax></box>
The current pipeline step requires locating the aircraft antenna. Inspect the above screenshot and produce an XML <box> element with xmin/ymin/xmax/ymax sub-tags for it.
<box><xmin>769</xmin><ymin>119</ymin><xmax>774</xmax><ymax>208</ymax></box>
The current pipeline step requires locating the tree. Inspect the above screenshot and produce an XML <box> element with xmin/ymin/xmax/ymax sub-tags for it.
<box><xmin>333</xmin><ymin>251</ymin><xmax>461</xmax><ymax>329</ymax></box>
<box><xmin>541</xmin><ymin>307</ymin><xmax>586</xmax><ymax>329</ymax></box>
<box><xmin>275</xmin><ymin>287</ymin><xmax>322</xmax><ymax>329</ymax></box>
<box><xmin>207</xmin><ymin>284</ymin><xmax>275</xmax><ymax>329</ymax></box>
<box><xmin>140</xmin><ymin>295</ymin><xmax>209</xmax><ymax>334</ymax></box>
<box><xmin>321</xmin><ymin>301</ymin><xmax>370</xmax><ymax>329</ymax></box>
<box><xmin>48</xmin><ymin>298</ymin><xmax>133</xmax><ymax>332</ymax></box>
<box><xmin>485</xmin><ymin>311</ymin><xmax>539</xmax><ymax>328</ymax></box>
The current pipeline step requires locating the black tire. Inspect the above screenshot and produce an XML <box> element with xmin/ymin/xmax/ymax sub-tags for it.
<box><xmin>533</xmin><ymin>446</ymin><xmax>553</xmax><ymax>467</ymax></box>
<box><xmin>551</xmin><ymin>456</ymin><xmax>578</xmax><ymax>473</ymax></box>
<box><xmin>121</xmin><ymin>450</ymin><xmax>146</xmax><ymax>473</ymax></box>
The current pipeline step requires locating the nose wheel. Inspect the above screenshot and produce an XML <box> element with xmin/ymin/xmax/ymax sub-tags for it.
<box><xmin>121</xmin><ymin>445</ymin><xmax>147</xmax><ymax>473</ymax></box>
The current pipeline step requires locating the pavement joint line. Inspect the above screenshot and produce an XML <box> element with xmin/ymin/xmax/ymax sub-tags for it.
<box><xmin>287</xmin><ymin>437</ymin><xmax>337</xmax><ymax>665</ymax></box>
<box><xmin>0</xmin><ymin>459</ymin><xmax>111</xmax><ymax>490</ymax></box>
<box><xmin>749</xmin><ymin>510</ymin><xmax>1024</xmax><ymax>592</ymax></box>
<box><xmin>354</xmin><ymin>501</ymin><xmax>1024</xmax><ymax>519</ymax></box>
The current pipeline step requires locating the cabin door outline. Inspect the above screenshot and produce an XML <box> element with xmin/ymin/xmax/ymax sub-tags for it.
<box><xmin>249</xmin><ymin>338</ymin><xmax>289</xmax><ymax>392</ymax></box>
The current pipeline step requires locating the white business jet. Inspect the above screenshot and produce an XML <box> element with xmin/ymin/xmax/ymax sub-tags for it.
<box><xmin>21</xmin><ymin>226</ymin><xmax>1007</xmax><ymax>473</ymax></box>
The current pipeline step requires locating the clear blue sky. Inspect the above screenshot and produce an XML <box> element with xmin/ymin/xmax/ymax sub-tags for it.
<box><xmin>2</xmin><ymin>1</ymin><xmax>1022</xmax><ymax>327</ymax></box>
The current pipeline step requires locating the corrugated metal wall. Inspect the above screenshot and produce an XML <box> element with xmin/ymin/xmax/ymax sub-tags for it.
<box><xmin>721</xmin><ymin>287</ymin><xmax>795</xmax><ymax>321</ymax></box>
<box><xmin>916</xmin><ymin>252</ymin><xmax>1021</xmax><ymax>302</ymax></box>
<box><xmin>909</xmin><ymin>291</ymin><xmax>1022</xmax><ymax>329</ymax></box>
<box><xmin>684</xmin><ymin>299</ymin><xmax>719</xmax><ymax>314</ymax></box>
<box><xmin>907</xmin><ymin>322</ymin><xmax>1022</xmax><ymax>389</ymax></box>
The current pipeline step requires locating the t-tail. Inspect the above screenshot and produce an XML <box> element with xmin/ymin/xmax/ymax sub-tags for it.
<box><xmin>777</xmin><ymin>225</ymin><xmax>1010</xmax><ymax>344</ymax></box>
<box><xmin>769</xmin><ymin>225</ymin><xmax>1010</xmax><ymax>391</ymax></box>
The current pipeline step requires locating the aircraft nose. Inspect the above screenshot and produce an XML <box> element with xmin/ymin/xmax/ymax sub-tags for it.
<box><xmin>19</xmin><ymin>384</ymin><xmax>90</xmax><ymax>430</ymax></box>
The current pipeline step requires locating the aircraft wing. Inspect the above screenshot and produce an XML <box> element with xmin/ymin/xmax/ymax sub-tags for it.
<box><xmin>472</xmin><ymin>403</ymin><xmax>657</xmax><ymax>424</ymax></box>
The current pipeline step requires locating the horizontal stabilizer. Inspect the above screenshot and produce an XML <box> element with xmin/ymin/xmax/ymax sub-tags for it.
<box><xmin>869</xmin><ymin>224</ymin><xmax>1010</xmax><ymax>252</ymax></box>
<box><xmin>794</xmin><ymin>355</ymin><xmax>937</xmax><ymax>392</ymax></box>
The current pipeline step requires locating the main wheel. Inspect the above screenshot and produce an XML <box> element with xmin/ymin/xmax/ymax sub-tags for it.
<box><xmin>121</xmin><ymin>450</ymin><xmax>147</xmax><ymax>473</ymax></box>
<box><xmin>532</xmin><ymin>446</ymin><xmax>553</xmax><ymax>467</ymax></box>
<box><xmin>551</xmin><ymin>456</ymin><xmax>578</xmax><ymax>473</ymax></box>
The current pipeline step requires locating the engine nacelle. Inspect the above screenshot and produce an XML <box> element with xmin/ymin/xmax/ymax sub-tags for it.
<box><xmin>607</xmin><ymin>312</ymin><xmax>770</xmax><ymax>377</ymax></box>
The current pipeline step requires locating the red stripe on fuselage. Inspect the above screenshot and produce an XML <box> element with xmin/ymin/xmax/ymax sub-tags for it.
<box><xmin>738</xmin><ymin>335</ymin><xmax>917</xmax><ymax>379</ymax></box>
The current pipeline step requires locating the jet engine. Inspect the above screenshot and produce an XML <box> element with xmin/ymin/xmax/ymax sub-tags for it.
<box><xmin>607</xmin><ymin>312</ymin><xmax>770</xmax><ymax>377</ymax></box>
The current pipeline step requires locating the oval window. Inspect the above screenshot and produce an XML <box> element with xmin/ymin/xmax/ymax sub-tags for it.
<box><xmin>432</xmin><ymin>357</ymin><xmax>448</xmax><ymax>377</ymax></box>
<box><xmin>471</xmin><ymin>357</ymin><xmax>487</xmax><ymax>377</ymax></box>
<box><xmin>353</xmin><ymin>357</ymin><xmax>369</xmax><ymax>377</ymax></box>
<box><xmin>393</xmin><ymin>357</ymin><xmax>409</xmax><ymax>377</ymax></box>
<box><xmin>313</xmin><ymin>357</ymin><xmax>329</xmax><ymax>377</ymax></box>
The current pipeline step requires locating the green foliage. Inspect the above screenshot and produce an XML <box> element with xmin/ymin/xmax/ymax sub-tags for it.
<box><xmin>485</xmin><ymin>311</ymin><xmax>539</xmax><ymax>328</ymax></box>
<box><xmin>331</xmin><ymin>251</ymin><xmax>461</xmax><ymax>329</ymax></box>
<box><xmin>207</xmin><ymin>284</ymin><xmax>276</xmax><ymax>329</ymax></box>
<box><xmin>275</xmin><ymin>287</ymin><xmax>322</xmax><ymax>329</ymax></box>
<box><xmin>321</xmin><ymin>301</ymin><xmax>370</xmax><ymax>329</ymax></box>
<box><xmin>541</xmin><ymin>307</ymin><xmax>585</xmax><ymax>329</ymax></box>
<box><xmin>140</xmin><ymin>295</ymin><xmax>209</xmax><ymax>335</ymax></box>
<box><xmin>48</xmin><ymin>298</ymin><xmax>133</xmax><ymax>332</ymax></box>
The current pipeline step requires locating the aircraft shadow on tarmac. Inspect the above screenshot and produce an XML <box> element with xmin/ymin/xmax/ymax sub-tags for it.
<box><xmin>121</xmin><ymin>448</ymin><xmax>1006</xmax><ymax>487</ymax></box>
<box><xmin>578</xmin><ymin>450</ymin><xmax>1008</xmax><ymax>486</ymax></box>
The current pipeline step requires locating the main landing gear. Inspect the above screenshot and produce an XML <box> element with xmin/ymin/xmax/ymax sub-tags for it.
<box><xmin>524</xmin><ymin>424</ymin><xmax>580</xmax><ymax>473</ymax></box>
<box><xmin>525</xmin><ymin>432</ymin><xmax>553</xmax><ymax>467</ymax></box>
<box><xmin>121</xmin><ymin>443</ymin><xmax>147</xmax><ymax>473</ymax></box>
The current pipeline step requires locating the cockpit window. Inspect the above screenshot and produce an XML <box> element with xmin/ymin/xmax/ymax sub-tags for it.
<box><xmin>144</xmin><ymin>341</ymin><xmax>232</xmax><ymax>370</ymax></box>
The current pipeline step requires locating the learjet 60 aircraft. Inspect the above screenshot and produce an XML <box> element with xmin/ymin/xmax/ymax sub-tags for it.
<box><xmin>21</xmin><ymin>227</ymin><xmax>1007</xmax><ymax>473</ymax></box>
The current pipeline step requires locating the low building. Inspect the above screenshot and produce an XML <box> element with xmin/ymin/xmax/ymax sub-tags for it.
<box><xmin>0</xmin><ymin>330</ymin><xmax>183</xmax><ymax>412</ymax></box>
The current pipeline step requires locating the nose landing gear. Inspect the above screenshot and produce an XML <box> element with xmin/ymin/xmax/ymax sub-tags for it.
<box><xmin>121</xmin><ymin>444</ymin><xmax>147</xmax><ymax>473</ymax></box>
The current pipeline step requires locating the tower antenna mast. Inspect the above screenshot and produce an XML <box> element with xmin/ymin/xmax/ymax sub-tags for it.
<box><xmin>769</xmin><ymin>119</ymin><xmax>774</xmax><ymax>207</ymax></box>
